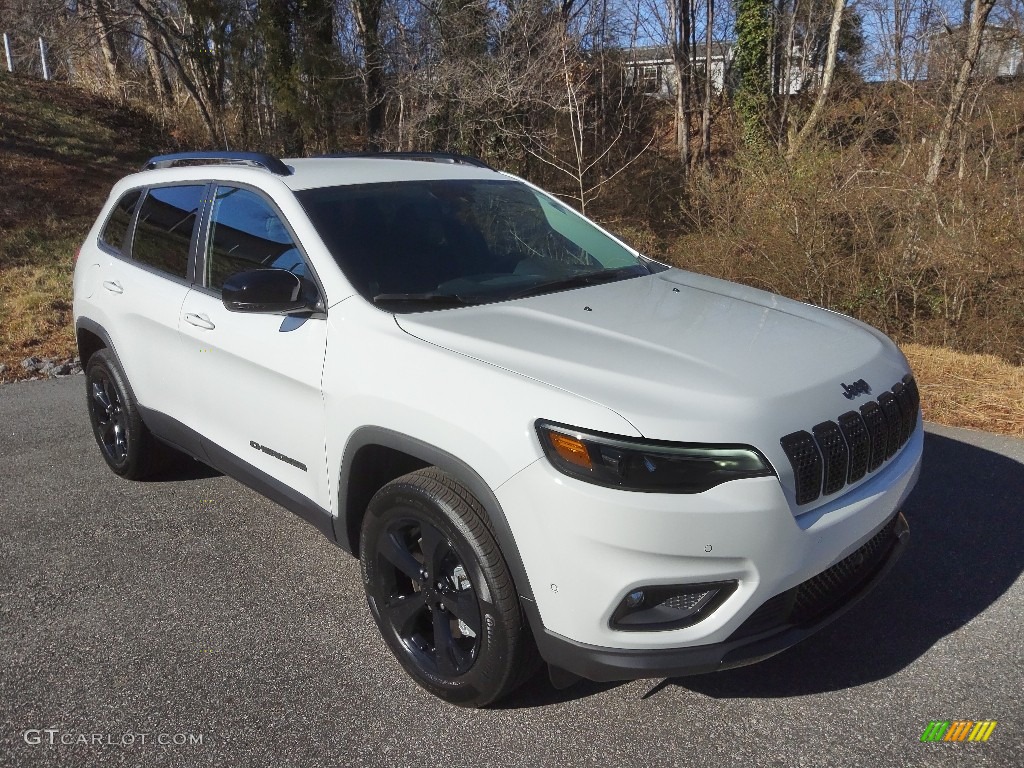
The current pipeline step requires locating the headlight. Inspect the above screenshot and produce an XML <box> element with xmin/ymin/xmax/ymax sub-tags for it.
<box><xmin>536</xmin><ymin>421</ymin><xmax>774</xmax><ymax>493</ymax></box>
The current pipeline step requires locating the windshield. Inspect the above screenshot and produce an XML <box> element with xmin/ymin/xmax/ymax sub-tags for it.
<box><xmin>296</xmin><ymin>179</ymin><xmax>648</xmax><ymax>310</ymax></box>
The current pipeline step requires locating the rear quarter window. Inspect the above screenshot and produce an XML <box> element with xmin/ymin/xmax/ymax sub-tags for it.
<box><xmin>99</xmin><ymin>189</ymin><xmax>141</xmax><ymax>253</ymax></box>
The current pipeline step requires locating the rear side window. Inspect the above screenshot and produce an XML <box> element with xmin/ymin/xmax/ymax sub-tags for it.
<box><xmin>100</xmin><ymin>189</ymin><xmax>141</xmax><ymax>252</ymax></box>
<box><xmin>131</xmin><ymin>185</ymin><xmax>206</xmax><ymax>280</ymax></box>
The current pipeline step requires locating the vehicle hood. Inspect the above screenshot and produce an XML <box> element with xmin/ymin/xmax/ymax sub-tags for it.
<box><xmin>394</xmin><ymin>270</ymin><xmax>911</xmax><ymax>445</ymax></box>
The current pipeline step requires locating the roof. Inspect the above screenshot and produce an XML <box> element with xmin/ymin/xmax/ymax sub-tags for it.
<box><xmin>625</xmin><ymin>43</ymin><xmax>732</xmax><ymax>63</ymax></box>
<box><xmin>282</xmin><ymin>158</ymin><xmax>504</xmax><ymax>191</ymax></box>
<box><xmin>132</xmin><ymin>152</ymin><xmax>506</xmax><ymax>193</ymax></box>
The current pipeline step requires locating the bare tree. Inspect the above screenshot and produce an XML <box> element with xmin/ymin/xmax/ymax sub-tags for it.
<box><xmin>925</xmin><ymin>0</ymin><xmax>997</xmax><ymax>184</ymax></box>
<box><xmin>786</xmin><ymin>0</ymin><xmax>844</xmax><ymax>158</ymax></box>
<box><xmin>862</xmin><ymin>0</ymin><xmax>938</xmax><ymax>82</ymax></box>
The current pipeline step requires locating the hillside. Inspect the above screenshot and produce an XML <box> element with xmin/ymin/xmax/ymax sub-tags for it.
<box><xmin>0</xmin><ymin>73</ymin><xmax>168</xmax><ymax>374</ymax></box>
<box><xmin>0</xmin><ymin>73</ymin><xmax>1020</xmax><ymax>435</ymax></box>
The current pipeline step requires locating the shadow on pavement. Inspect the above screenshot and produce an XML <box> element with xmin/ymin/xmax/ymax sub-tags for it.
<box><xmin>670</xmin><ymin>431</ymin><xmax>1024</xmax><ymax>699</ymax></box>
<box><xmin>497</xmin><ymin>671</ymin><xmax>619</xmax><ymax>709</ymax></box>
<box><xmin>143</xmin><ymin>454</ymin><xmax>223</xmax><ymax>482</ymax></box>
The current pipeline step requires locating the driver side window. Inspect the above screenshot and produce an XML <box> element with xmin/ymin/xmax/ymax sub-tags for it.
<box><xmin>206</xmin><ymin>186</ymin><xmax>312</xmax><ymax>293</ymax></box>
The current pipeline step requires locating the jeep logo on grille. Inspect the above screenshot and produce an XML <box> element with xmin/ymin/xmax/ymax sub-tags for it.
<box><xmin>841</xmin><ymin>379</ymin><xmax>872</xmax><ymax>399</ymax></box>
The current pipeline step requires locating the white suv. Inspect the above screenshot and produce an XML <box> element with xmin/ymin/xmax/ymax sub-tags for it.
<box><xmin>73</xmin><ymin>151</ymin><xmax>922</xmax><ymax>706</ymax></box>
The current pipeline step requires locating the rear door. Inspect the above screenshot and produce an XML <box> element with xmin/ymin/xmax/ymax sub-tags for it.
<box><xmin>176</xmin><ymin>184</ymin><xmax>330</xmax><ymax>508</ymax></box>
<box><xmin>97</xmin><ymin>183</ymin><xmax>206</xmax><ymax>420</ymax></box>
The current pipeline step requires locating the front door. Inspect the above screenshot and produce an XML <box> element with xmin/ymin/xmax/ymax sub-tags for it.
<box><xmin>177</xmin><ymin>184</ymin><xmax>330</xmax><ymax>508</ymax></box>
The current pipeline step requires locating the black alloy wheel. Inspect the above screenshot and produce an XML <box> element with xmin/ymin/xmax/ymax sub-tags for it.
<box><xmin>371</xmin><ymin>516</ymin><xmax>483</xmax><ymax>678</ymax></box>
<box><xmin>360</xmin><ymin>468</ymin><xmax>537</xmax><ymax>706</ymax></box>
<box><xmin>89</xmin><ymin>366</ymin><xmax>129</xmax><ymax>467</ymax></box>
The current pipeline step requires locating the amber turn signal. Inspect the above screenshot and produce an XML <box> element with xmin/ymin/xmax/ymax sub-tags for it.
<box><xmin>548</xmin><ymin>432</ymin><xmax>593</xmax><ymax>469</ymax></box>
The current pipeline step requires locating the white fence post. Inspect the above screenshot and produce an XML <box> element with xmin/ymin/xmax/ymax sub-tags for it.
<box><xmin>3</xmin><ymin>33</ymin><xmax>12</xmax><ymax>73</ymax></box>
<box><xmin>38</xmin><ymin>36</ymin><xmax>49</xmax><ymax>80</ymax></box>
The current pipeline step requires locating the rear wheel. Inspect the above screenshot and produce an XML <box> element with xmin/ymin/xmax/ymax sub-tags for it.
<box><xmin>85</xmin><ymin>349</ymin><xmax>167</xmax><ymax>479</ymax></box>
<box><xmin>360</xmin><ymin>468</ymin><xmax>535</xmax><ymax>706</ymax></box>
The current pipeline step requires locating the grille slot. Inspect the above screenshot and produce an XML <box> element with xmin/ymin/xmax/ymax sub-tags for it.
<box><xmin>838</xmin><ymin>411</ymin><xmax>870</xmax><ymax>483</ymax></box>
<box><xmin>892</xmin><ymin>382</ymin><xmax>914</xmax><ymax>445</ymax></box>
<box><xmin>859</xmin><ymin>401</ymin><xmax>888</xmax><ymax>471</ymax></box>
<box><xmin>877</xmin><ymin>392</ymin><xmax>902</xmax><ymax>460</ymax></box>
<box><xmin>812</xmin><ymin>421</ymin><xmax>849</xmax><ymax>495</ymax></box>
<box><xmin>780</xmin><ymin>431</ymin><xmax>822</xmax><ymax>505</ymax></box>
<box><xmin>781</xmin><ymin>377</ymin><xmax>919</xmax><ymax>505</ymax></box>
<box><xmin>903</xmin><ymin>374</ymin><xmax>920</xmax><ymax>433</ymax></box>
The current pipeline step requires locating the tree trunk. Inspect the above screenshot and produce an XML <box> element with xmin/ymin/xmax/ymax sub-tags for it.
<box><xmin>352</xmin><ymin>0</ymin><xmax>385</xmax><ymax>150</ymax></box>
<box><xmin>668</xmin><ymin>0</ymin><xmax>691</xmax><ymax>175</ymax></box>
<box><xmin>734</xmin><ymin>0</ymin><xmax>774</xmax><ymax>152</ymax></box>
<box><xmin>777</xmin><ymin>0</ymin><xmax>797</xmax><ymax>139</ymax></box>
<box><xmin>700</xmin><ymin>0</ymin><xmax>714</xmax><ymax>167</ymax></box>
<box><xmin>141</xmin><ymin>14</ymin><xmax>171</xmax><ymax>105</ymax></box>
<box><xmin>787</xmin><ymin>0</ymin><xmax>845</xmax><ymax>159</ymax></box>
<box><xmin>84</xmin><ymin>0</ymin><xmax>120</xmax><ymax>84</ymax></box>
<box><xmin>925</xmin><ymin>0</ymin><xmax>997</xmax><ymax>185</ymax></box>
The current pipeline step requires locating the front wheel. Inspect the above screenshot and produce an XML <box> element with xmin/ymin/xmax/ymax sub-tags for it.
<box><xmin>360</xmin><ymin>468</ymin><xmax>535</xmax><ymax>706</ymax></box>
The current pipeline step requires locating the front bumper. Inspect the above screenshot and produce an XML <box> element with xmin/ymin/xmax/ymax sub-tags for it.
<box><xmin>533</xmin><ymin>511</ymin><xmax>909</xmax><ymax>681</ymax></box>
<box><xmin>494</xmin><ymin>422</ymin><xmax>922</xmax><ymax>671</ymax></box>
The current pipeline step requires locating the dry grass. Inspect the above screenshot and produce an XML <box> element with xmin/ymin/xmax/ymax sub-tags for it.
<box><xmin>902</xmin><ymin>343</ymin><xmax>1024</xmax><ymax>437</ymax></box>
<box><xmin>0</xmin><ymin>73</ymin><xmax>167</xmax><ymax>376</ymax></box>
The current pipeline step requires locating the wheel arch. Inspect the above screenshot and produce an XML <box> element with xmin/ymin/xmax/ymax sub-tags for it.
<box><xmin>76</xmin><ymin>317</ymin><xmax>116</xmax><ymax>368</ymax></box>
<box><xmin>337</xmin><ymin>426</ymin><xmax>537</xmax><ymax>606</ymax></box>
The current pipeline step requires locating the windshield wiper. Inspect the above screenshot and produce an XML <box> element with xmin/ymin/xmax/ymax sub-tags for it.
<box><xmin>509</xmin><ymin>266</ymin><xmax>647</xmax><ymax>300</ymax></box>
<box><xmin>372</xmin><ymin>292</ymin><xmax>481</xmax><ymax>306</ymax></box>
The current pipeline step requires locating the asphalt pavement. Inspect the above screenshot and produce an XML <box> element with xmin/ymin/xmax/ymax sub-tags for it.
<box><xmin>1</xmin><ymin>377</ymin><xmax>1021</xmax><ymax>767</ymax></box>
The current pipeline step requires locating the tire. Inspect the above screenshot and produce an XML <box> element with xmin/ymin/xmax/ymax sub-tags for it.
<box><xmin>360</xmin><ymin>468</ymin><xmax>537</xmax><ymax>707</ymax></box>
<box><xmin>85</xmin><ymin>348</ymin><xmax>167</xmax><ymax>479</ymax></box>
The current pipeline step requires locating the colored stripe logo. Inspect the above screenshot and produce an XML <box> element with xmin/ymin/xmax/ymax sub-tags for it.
<box><xmin>920</xmin><ymin>721</ymin><xmax>997</xmax><ymax>742</ymax></box>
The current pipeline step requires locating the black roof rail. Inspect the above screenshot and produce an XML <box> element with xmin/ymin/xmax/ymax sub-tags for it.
<box><xmin>142</xmin><ymin>151</ymin><xmax>292</xmax><ymax>176</ymax></box>
<box><xmin>318</xmin><ymin>151</ymin><xmax>494</xmax><ymax>170</ymax></box>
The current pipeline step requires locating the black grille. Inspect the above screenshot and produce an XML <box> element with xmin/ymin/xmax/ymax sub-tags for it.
<box><xmin>780</xmin><ymin>431</ymin><xmax>822</xmax><ymax>504</ymax></box>
<box><xmin>730</xmin><ymin>514</ymin><xmax>901</xmax><ymax>640</ymax></box>
<box><xmin>781</xmin><ymin>376</ymin><xmax>919</xmax><ymax>505</ymax></box>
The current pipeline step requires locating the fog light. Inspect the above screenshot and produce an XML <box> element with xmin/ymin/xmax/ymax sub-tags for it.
<box><xmin>611</xmin><ymin>581</ymin><xmax>737</xmax><ymax>631</ymax></box>
<box><xmin>625</xmin><ymin>590</ymin><xmax>645</xmax><ymax>609</ymax></box>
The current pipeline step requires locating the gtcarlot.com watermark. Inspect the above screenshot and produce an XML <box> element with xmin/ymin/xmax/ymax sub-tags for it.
<box><xmin>24</xmin><ymin>729</ymin><xmax>205</xmax><ymax>747</ymax></box>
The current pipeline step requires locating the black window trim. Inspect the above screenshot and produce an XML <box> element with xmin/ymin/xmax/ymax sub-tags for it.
<box><xmin>194</xmin><ymin>180</ymin><xmax>328</xmax><ymax>312</ymax></box>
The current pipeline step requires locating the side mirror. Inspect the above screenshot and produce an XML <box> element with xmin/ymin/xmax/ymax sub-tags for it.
<box><xmin>222</xmin><ymin>269</ymin><xmax>312</xmax><ymax>314</ymax></box>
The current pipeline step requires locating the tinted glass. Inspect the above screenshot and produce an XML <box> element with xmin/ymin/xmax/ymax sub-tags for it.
<box><xmin>100</xmin><ymin>189</ymin><xmax>141</xmax><ymax>252</ymax></box>
<box><xmin>206</xmin><ymin>186</ymin><xmax>310</xmax><ymax>292</ymax></box>
<box><xmin>297</xmin><ymin>180</ymin><xmax>644</xmax><ymax>309</ymax></box>
<box><xmin>132</xmin><ymin>185</ymin><xmax>205</xmax><ymax>279</ymax></box>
